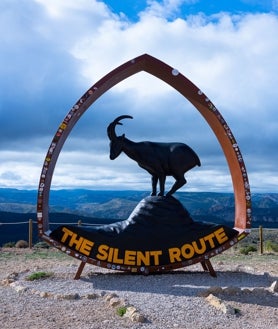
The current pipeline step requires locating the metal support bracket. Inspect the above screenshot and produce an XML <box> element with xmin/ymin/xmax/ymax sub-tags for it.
<box><xmin>74</xmin><ymin>261</ymin><xmax>86</xmax><ymax>280</ymax></box>
<box><xmin>201</xmin><ymin>259</ymin><xmax>217</xmax><ymax>277</ymax></box>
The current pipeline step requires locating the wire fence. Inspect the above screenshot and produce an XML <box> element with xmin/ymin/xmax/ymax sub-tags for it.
<box><xmin>0</xmin><ymin>219</ymin><xmax>106</xmax><ymax>249</ymax></box>
<box><xmin>0</xmin><ymin>220</ymin><xmax>275</xmax><ymax>254</ymax></box>
<box><xmin>0</xmin><ymin>220</ymin><xmax>103</xmax><ymax>226</ymax></box>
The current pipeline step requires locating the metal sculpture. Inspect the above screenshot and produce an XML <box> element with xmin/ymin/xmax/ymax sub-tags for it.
<box><xmin>107</xmin><ymin>115</ymin><xmax>201</xmax><ymax>196</ymax></box>
<box><xmin>37</xmin><ymin>54</ymin><xmax>252</xmax><ymax>279</ymax></box>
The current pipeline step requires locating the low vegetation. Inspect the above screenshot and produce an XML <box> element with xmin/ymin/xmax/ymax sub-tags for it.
<box><xmin>116</xmin><ymin>306</ymin><xmax>127</xmax><ymax>317</ymax></box>
<box><xmin>264</xmin><ymin>240</ymin><xmax>278</xmax><ymax>253</ymax></box>
<box><xmin>225</xmin><ymin>228</ymin><xmax>278</xmax><ymax>255</ymax></box>
<box><xmin>239</xmin><ymin>245</ymin><xmax>257</xmax><ymax>255</ymax></box>
<box><xmin>1</xmin><ymin>228</ymin><xmax>277</xmax><ymax>268</ymax></box>
<box><xmin>2</xmin><ymin>241</ymin><xmax>16</xmax><ymax>248</ymax></box>
<box><xmin>25</xmin><ymin>271</ymin><xmax>53</xmax><ymax>281</ymax></box>
<box><xmin>2</xmin><ymin>228</ymin><xmax>277</xmax><ymax>252</ymax></box>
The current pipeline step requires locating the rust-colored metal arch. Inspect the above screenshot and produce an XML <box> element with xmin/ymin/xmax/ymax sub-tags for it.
<box><xmin>37</xmin><ymin>54</ymin><xmax>251</xmax><ymax>272</ymax></box>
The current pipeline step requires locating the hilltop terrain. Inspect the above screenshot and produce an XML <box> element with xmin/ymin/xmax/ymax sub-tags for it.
<box><xmin>0</xmin><ymin>188</ymin><xmax>277</xmax><ymax>245</ymax></box>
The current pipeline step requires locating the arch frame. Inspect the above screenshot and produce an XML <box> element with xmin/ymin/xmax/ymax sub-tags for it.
<box><xmin>37</xmin><ymin>54</ymin><xmax>251</xmax><ymax>273</ymax></box>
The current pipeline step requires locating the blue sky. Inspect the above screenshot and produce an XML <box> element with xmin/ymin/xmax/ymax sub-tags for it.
<box><xmin>106</xmin><ymin>0</ymin><xmax>276</xmax><ymax>20</ymax></box>
<box><xmin>0</xmin><ymin>0</ymin><xmax>278</xmax><ymax>193</ymax></box>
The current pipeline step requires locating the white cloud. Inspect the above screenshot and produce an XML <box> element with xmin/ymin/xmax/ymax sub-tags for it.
<box><xmin>70</xmin><ymin>11</ymin><xmax>278</xmax><ymax>117</ymax></box>
<box><xmin>142</xmin><ymin>0</ymin><xmax>193</xmax><ymax>19</ymax></box>
<box><xmin>0</xmin><ymin>1</ymin><xmax>278</xmax><ymax>192</ymax></box>
<box><xmin>34</xmin><ymin>0</ymin><xmax>110</xmax><ymax>19</ymax></box>
<box><xmin>0</xmin><ymin>151</ymin><xmax>44</xmax><ymax>189</ymax></box>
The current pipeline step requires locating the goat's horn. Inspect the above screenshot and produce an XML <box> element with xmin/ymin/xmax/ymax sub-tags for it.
<box><xmin>107</xmin><ymin>115</ymin><xmax>133</xmax><ymax>140</ymax></box>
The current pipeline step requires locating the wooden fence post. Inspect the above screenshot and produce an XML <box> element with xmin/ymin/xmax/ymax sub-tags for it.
<box><xmin>259</xmin><ymin>225</ymin><xmax>263</xmax><ymax>254</ymax></box>
<box><xmin>29</xmin><ymin>219</ymin><xmax>33</xmax><ymax>249</ymax></box>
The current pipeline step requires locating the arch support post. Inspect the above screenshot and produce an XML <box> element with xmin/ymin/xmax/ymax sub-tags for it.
<box><xmin>74</xmin><ymin>261</ymin><xmax>86</xmax><ymax>280</ymax></box>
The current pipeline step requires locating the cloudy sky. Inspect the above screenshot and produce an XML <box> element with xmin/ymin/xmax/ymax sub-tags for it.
<box><xmin>0</xmin><ymin>0</ymin><xmax>277</xmax><ymax>194</ymax></box>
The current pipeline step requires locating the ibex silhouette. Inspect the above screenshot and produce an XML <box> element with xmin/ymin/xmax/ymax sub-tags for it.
<box><xmin>107</xmin><ymin>115</ymin><xmax>201</xmax><ymax>196</ymax></box>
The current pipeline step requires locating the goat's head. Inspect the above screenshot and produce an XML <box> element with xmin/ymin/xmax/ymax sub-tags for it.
<box><xmin>107</xmin><ymin>115</ymin><xmax>133</xmax><ymax>160</ymax></box>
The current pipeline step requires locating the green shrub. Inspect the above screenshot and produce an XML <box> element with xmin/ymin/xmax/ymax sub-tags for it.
<box><xmin>265</xmin><ymin>240</ymin><xmax>278</xmax><ymax>253</ymax></box>
<box><xmin>33</xmin><ymin>241</ymin><xmax>50</xmax><ymax>249</ymax></box>
<box><xmin>25</xmin><ymin>271</ymin><xmax>53</xmax><ymax>281</ymax></box>
<box><xmin>239</xmin><ymin>245</ymin><xmax>257</xmax><ymax>255</ymax></box>
<box><xmin>116</xmin><ymin>306</ymin><xmax>127</xmax><ymax>317</ymax></box>
<box><xmin>2</xmin><ymin>241</ymin><xmax>16</xmax><ymax>248</ymax></box>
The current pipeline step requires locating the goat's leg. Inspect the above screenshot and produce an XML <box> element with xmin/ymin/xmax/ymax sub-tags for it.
<box><xmin>151</xmin><ymin>175</ymin><xmax>158</xmax><ymax>196</ymax></box>
<box><xmin>158</xmin><ymin>175</ymin><xmax>166</xmax><ymax>196</ymax></box>
<box><xmin>166</xmin><ymin>175</ymin><xmax>186</xmax><ymax>196</ymax></box>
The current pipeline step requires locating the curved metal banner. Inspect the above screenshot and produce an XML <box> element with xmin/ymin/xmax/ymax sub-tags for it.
<box><xmin>37</xmin><ymin>54</ymin><xmax>251</xmax><ymax>275</ymax></box>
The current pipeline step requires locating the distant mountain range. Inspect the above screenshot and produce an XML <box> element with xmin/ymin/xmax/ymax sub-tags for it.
<box><xmin>0</xmin><ymin>188</ymin><xmax>277</xmax><ymax>245</ymax></box>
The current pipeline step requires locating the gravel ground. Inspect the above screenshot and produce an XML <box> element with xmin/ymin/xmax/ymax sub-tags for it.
<box><xmin>0</xmin><ymin>248</ymin><xmax>277</xmax><ymax>329</ymax></box>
